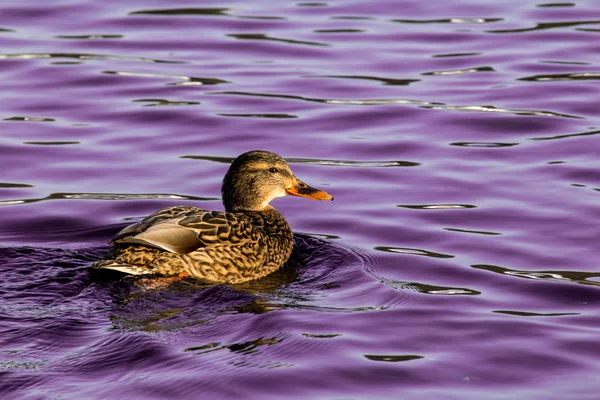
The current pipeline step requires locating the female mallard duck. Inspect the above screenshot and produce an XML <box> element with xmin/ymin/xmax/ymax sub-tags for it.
<box><xmin>92</xmin><ymin>150</ymin><xmax>333</xmax><ymax>284</ymax></box>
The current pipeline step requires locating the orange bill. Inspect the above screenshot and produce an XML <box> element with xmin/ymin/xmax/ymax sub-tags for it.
<box><xmin>286</xmin><ymin>177</ymin><xmax>333</xmax><ymax>201</ymax></box>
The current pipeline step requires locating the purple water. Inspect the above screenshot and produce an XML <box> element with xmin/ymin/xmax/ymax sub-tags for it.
<box><xmin>1</xmin><ymin>0</ymin><xmax>599</xmax><ymax>398</ymax></box>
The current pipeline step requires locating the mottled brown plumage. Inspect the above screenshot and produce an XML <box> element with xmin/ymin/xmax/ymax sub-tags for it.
<box><xmin>92</xmin><ymin>150</ymin><xmax>333</xmax><ymax>284</ymax></box>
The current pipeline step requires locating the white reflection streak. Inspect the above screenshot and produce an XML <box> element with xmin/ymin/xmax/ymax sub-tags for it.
<box><xmin>325</xmin><ymin>99</ymin><xmax>434</xmax><ymax>105</ymax></box>
<box><xmin>109</xmin><ymin>71</ymin><xmax>197</xmax><ymax>84</ymax></box>
<box><xmin>0</xmin><ymin>200</ymin><xmax>25</xmax><ymax>206</ymax></box>
<box><xmin>424</xmin><ymin>105</ymin><xmax>575</xmax><ymax>118</ymax></box>
<box><xmin>0</xmin><ymin>53</ymin><xmax>167</xmax><ymax>63</ymax></box>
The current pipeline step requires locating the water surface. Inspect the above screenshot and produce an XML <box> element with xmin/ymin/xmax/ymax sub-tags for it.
<box><xmin>1</xmin><ymin>1</ymin><xmax>600</xmax><ymax>399</ymax></box>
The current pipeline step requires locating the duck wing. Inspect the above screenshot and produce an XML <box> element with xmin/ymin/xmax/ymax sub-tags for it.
<box><xmin>111</xmin><ymin>206</ymin><xmax>255</xmax><ymax>254</ymax></box>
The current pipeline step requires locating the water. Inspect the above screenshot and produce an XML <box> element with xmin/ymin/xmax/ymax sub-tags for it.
<box><xmin>1</xmin><ymin>0</ymin><xmax>599</xmax><ymax>398</ymax></box>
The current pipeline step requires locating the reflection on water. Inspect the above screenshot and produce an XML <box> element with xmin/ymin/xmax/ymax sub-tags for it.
<box><xmin>0</xmin><ymin>53</ymin><xmax>181</xmax><ymax>63</ymax></box>
<box><xmin>182</xmin><ymin>154</ymin><xmax>420</xmax><ymax>167</ymax></box>
<box><xmin>133</xmin><ymin>99</ymin><xmax>201</xmax><ymax>107</ymax></box>
<box><xmin>472</xmin><ymin>264</ymin><xmax>600</xmax><ymax>287</ymax></box>
<box><xmin>307</xmin><ymin>75</ymin><xmax>421</xmax><ymax>86</ymax></box>
<box><xmin>375</xmin><ymin>246</ymin><xmax>455</xmax><ymax>259</ymax></box>
<box><xmin>23</xmin><ymin>141</ymin><xmax>80</xmax><ymax>145</ymax></box>
<box><xmin>493</xmin><ymin>310</ymin><xmax>579</xmax><ymax>317</ymax></box>
<box><xmin>530</xmin><ymin>129</ymin><xmax>600</xmax><ymax>141</ymax></box>
<box><xmin>211</xmin><ymin>90</ymin><xmax>442</xmax><ymax>106</ymax></box>
<box><xmin>56</xmin><ymin>35</ymin><xmax>123</xmax><ymax>40</ymax></box>
<box><xmin>422</xmin><ymin>105</ymin><xmax>581</xmax><ymax>119</ymax></box>
<box><xmin>364</xmin><ymin>354</ymin><xmax>424</xmax><ymax>362</ymax></box>
<box><xmin>444</xmin><ymin>227</ymin><xmax>501</xmax><ymax>236</ymax></box>
<box><xmin>519</xmin><ymin>72</ymin><xmax>600</xmax><ymax>82</ymax></box>
<box><xmin>0</xmin><ymin>182</ymin><xmax>34</xmax><ymax>188</ymax></box>
<box><xmin>488</xmin><ymin>20</ymin><xmax>600</xmax><ymax>33</ymax></box>
<box><xmin>105</xmin><ymin>71</ymin><xmax>228</xmax><ymax>86</ymax></box>
<box><xmin>450</xmin><ymin>141</ymin><xmax>519</xmax><ymax>147</ymax></box>
<box><xmin>398</xmin><ymin>204</ymin><xmax>477</xmax><ymax>209</ymax></box>
<box><xmin>393</xmin><ymin>18</ymin><xmax>503</xmax><ymax>24</ymax></box>
<box><xmin>217</xmin><ymin>113</ymin><xmax>297</xmax><ymax>119</ymax></box>
<box><xmin>228</xmin><ymin>33</ymin><xmax>329</xmax><ymax>47</ymax></box>
<box><xmin>421</xmin><ymin>66</ymin><xmax>495</xmax><ymax>76</ymax></box>
<box><xmin>4</xmin><ymin>116</ymin><xmax>56</xmax><ymax>122</ymax></box>
<box><xmin>129</xmin><ymin>8</ymin><xmax>230</xmax><ymax>16</ymax></box>
<box><xmin>0</xmin><ymin>192</ymin><xmax>217</xmax><ymax>207</ymax></box>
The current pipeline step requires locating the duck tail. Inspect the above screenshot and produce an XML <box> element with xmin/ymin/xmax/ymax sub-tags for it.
<box><xmin>90</xmin><ymin>260</ymin><xmax>148</xmax><ymax>276</ymax></box>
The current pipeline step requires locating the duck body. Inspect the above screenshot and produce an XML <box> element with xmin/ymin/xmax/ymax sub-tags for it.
<box><xmin>92</xmin><ymin>150</ymin><xmax>332</xmax><ymax>284</ymax></box>
<box><xmin>94</xmin><ymin>205</ymin><xmax>293</xmax><ymax>283</ymax></box>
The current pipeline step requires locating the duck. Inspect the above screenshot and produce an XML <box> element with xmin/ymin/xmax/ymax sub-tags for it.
<box><xmin>92</xmin><ymin>150</ymin><xmax>333</xmax><ymax>284</ymax></box>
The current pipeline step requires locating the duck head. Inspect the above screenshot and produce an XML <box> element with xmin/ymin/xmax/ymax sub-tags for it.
<box><xmin>222</xmin><ymin>150</ymin><xmax>333</xmax><ymax>212</ymax></box>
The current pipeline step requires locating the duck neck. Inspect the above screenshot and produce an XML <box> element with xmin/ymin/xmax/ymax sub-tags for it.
<box><xmin>222</xmin><ymin>183</ymin><xmax>259</xmax><ymax>213</ymax></box>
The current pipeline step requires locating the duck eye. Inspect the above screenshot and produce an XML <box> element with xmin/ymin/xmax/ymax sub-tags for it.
<box><xmin>268</xmin><ymin>167</ymin><xmax>278</xmax><ymax>173</ymax></box>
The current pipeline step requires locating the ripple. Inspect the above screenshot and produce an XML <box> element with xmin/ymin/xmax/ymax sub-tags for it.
<box><xmin>541</xmin><ymin>60</ymin><xmax>591</xmax><ymax>66</ymax></box>
<box><xmin>133</xmin><ymin>99</ymin><xmax>201</xmax><ymax>107</ymax></box>
<box><xmin>287</xmin><ymin>158</ymin><xmax>419</xmax><ymax>167</ymax></box>
<box><xmin>398</xmin><ymin>204</ymin><xmax>476</xmax><ymax>210</ymax></box>
<box><xmin>295</xmin><ymin>232</ymin><xmax>341</xmax><ymax>239</ymax></box>
<box><xmin>236</xmin><ymin>14</ymin><xmax>286</xmax><ymax>20</ymax></box>
<box><xmin>444</xmin><ymin>227</ymin><xmax>501</xmax><ymax>236</ymax></box>
<box><xmin>393</xmin><ymin>18</ymin><xmax>502</xmax><ymax>24</ymax></box>
<box><xmin>227</xmin><ymin>33</ymin><xmax>328</xmax><ymax>47</ymax></box>
<box><xmin>180</xmin><ymin>333</ymin><xmax>295</xmax><ymax>369</ymax></box>
<box><xmin>307</xmin><ymin>75</ymin><xmax>420</xmax><ymax>86</ymax></box>
<box><xmin>407</xmin><ymin>283</ymin><xmax>480</xmax><ymax>295</ymax></box>
<box><xmin>374</xmin><ymin>246</ymin><xmax>454</xmax><ymax>259</ymax></box>
<box><xmin>537</xmin><ymin>3</ymin><xmax>575</xmax><ymax>7</ymax></box>
<box><xmin>297</xmin><ymin>2</ymin><xmax>327</xmax><ymax>6</ymax></box>
<box><xmin>0</xmin><ymin>182</ymin><xmax>34</xmax><ymax>188</ymax></box>
<box><xmin>519</xmin><ymin>72</ymin><xmax>600</xmax><ymax>82</ymax></box>
<box><xmin>472</xmin><ymin>264</ymin><xmax>600</xmax><ymax>287</ymax></box>
<box><xmin>230</xmin><ymin>334</ymin><xmax>289</xmax><ymax>355</ymax></box>
<box><xmin>325</xmin><ymin>98</ymin><xmax>439</xmax><ymax>105</ymax></box>
<box><xmin>314</xmin><ymin>29</ymin><xmax>365</xmax><ymax>33</ymax></box>
<box><xmin>104</xmin><ymin>71</ymin><xmax>227</xmax><ymax>85</ymax></box>
<box><xmin>432</xmin><ymin>52</ymin><xmax>481</xmax><ymax>58</ymax></box>
<box><xmin>450</xmin><ymin>142</ymin><xmax>519</xmax><ymax>148</ymax></box>
<box><xmin>488</xmin><ymin>20</ymin><xmax>600</xmax><ymax>33</ymax></box>
<box><xmin>217</xmin><ymin>113</ymin><xmax>297</xmax><ymax>119</ymax></box>
<box><xmin>56</xmin><ymin>34</ymin><xmax>124</xmax><ymax>40</ymax></box>
<box><xmin>301</xmin><ymin>333</ymin><xmax>341</xmax><ymax>338</ymax></box>
<box><xmin>0</xmin><ymin>192</ymin><xmax>216</xmax><ymax>207</ymax></box>
<box><xmin>183</xmin><ymin>342</ymin><xmax>221</xmax><ymax>353</ymax></box>
<box><xmin>23</xmin><ymin>141</ymin><xmax>80</xmax><ymax>145</ymax></box>
<box><xmin>181</xmin><ymin>154</ymin><xmax>420</xmax><ymax>167</ymax></box>
<box><xmin>422</xmin><ymin>66</ymin><xmax>494</xmax><ymax>76</ymax></box>
<box><xmin>0</xmin><ymin>53</ymin><xmax>182</xmax><ymax>64</ymax></box>
<box><xmin>371</xmin><ymin>274</ymin><xmax>480</xmax><ymax>295</ymax></box>
<box><xmin>129</xmin><ymin>8</ymin><xmax>229</xmax><ymax>16</ymax></box>
<box><xmin>364</xmin><ymin>354</ymin><xmax>424</xmax><ymax>362</ymax></box>
<box><xmin>211</xmin><ymin>91</ymin><xmax>441</xmax><ymax>106</ymax></box>
<box><xmin>529</xmin><ymin>129</ymin><xmax>600</xmax><ymax>141</ymax></box>
<box><xmin>332</xmin><ymin>12</ymin><xmax>379</xmax><ymax>19</ymax></box>
<box><xmin>422</xmin><ymin>105</ymin><xmax>582</xmax><ymax>119</ymax></box>
<box><xmin>493</xmin><ymin>310</ymin><xmax>579</xmax><ymax>317</ymax></box>
<box><xmin>282</xmin><ymin>304</ymin><xmax>389</xmax><ymax>313</ymax></box>
<box><xmin>4</xmin><ymin>116</ymin><xmax>56</xmax><ymax>122</ymax></box>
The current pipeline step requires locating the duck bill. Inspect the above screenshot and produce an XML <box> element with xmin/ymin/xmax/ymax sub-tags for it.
<box><xmin>286</xmin><ymin>177</ymin><xmax>333</xmax><ymax>201</ymax></box>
